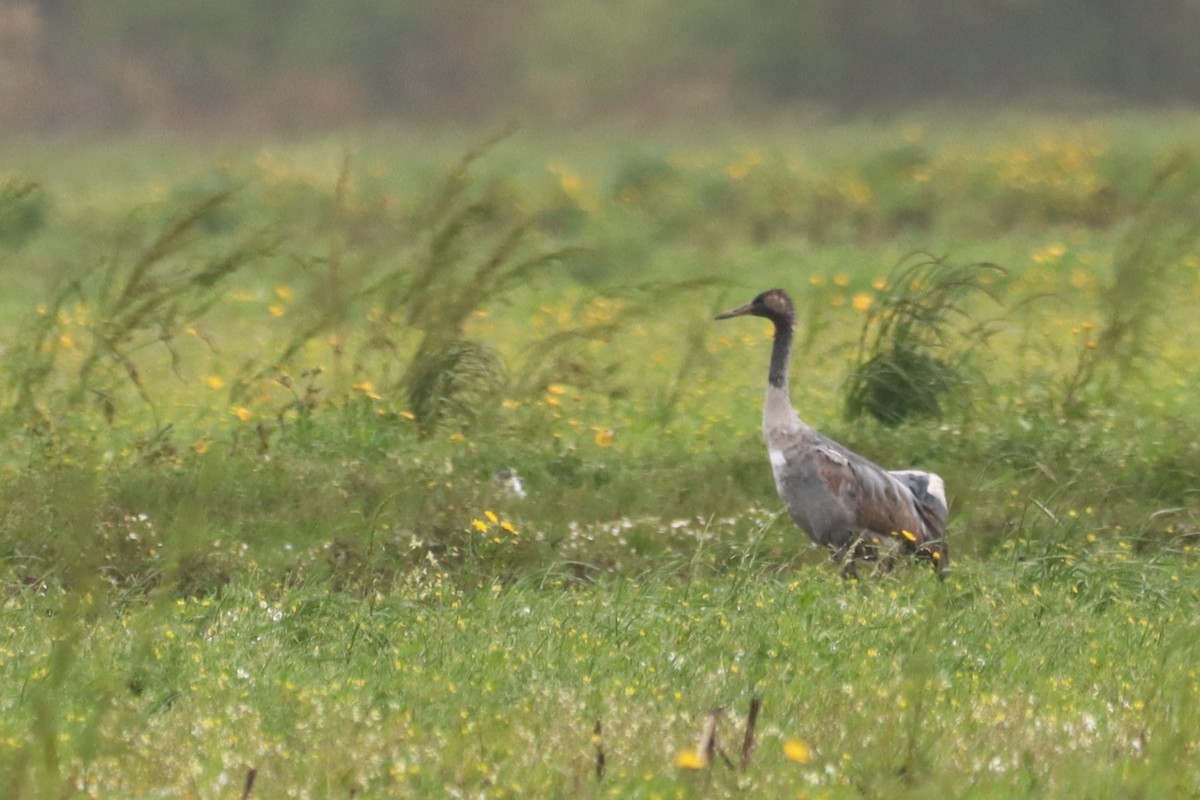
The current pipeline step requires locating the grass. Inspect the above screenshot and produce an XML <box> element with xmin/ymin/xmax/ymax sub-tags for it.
<box><xmin>1</xmin><ymin>110</ymin><xmax>1200</xmax><ymax>797</ymax></box>
<box><xmin>5</xmin><ymin>551</ymin><xmax>1200</xmax><ymax>797</ymax></box>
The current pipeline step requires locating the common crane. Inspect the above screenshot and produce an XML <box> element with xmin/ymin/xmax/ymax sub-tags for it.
<box><xmin>716</xmin><ymin>289</ymin><xmax>949</xmax><ymax>578</ymax></box>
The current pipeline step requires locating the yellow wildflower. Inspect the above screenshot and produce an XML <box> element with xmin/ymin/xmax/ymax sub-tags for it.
<box><xmin>851</xmin><ymin>292</ymin><xmax>874</xmax><ymax>313</ymax></box>
<box><xmin>559</xmin><ymin>171</ymin><xmax>583</xmax><ymax>197</ymax></box>
<box><xmin>1032</xmin><ymin>242</ymin><xmax>1067</xmax><ymax>264</ymax></box>
<box><xmin>353</xmin><ymin>380</ymin><xmax>382</xmax><ymax>400</ymax></box>
<box><xmin>675</xmin><ymin>748</ymin><xmax>706</xmax><ymax>770</ymax></box>
<box><xmin>783</xmin><ymin>739</ymin><xmax>812</xmax><ymax>764</ymax></box>
<box><xmin>471</xmin><ymin>519</ymin><xmax>489</xmax><ymax>533</ymax></box>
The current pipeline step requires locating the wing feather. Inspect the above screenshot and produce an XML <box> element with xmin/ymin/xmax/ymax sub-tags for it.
<box><xmin>769</xmin><ymin>433</ymin><xmax>950</xmax><ymax>574</ymax></box>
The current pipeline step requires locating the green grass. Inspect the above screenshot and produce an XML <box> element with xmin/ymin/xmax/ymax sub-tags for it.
<box><xmin>5</xmin><ymin>553</ymin><xmax>1200</xmax><ymax>797</ymax></box>
<box><xmin>2</xmin><ymin>111</ymin><xmax>1200</xmax><ymax>797</ymax></box>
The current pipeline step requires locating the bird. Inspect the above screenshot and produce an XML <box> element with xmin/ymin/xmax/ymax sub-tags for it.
<box><xmin>493</xmin><ymin>468</ymin><xmax>527</xmax><ymax>499</ymax></box>
<box><xmin>715</xmin><ymin>288</ymin><xmax>949</xmax><ymax>578</ymax></box>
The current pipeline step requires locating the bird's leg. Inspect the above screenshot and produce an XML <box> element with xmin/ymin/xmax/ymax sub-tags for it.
<box><xmin>917</xmin><ymin>539</ymin><xmax>950</xmax><ymax>580</ymax></box>
<box><xmin>875</xmin><ymin>535</ymin><xmax>901</xmax><ymax>574</ymax></box>
<box><xmin>840</xmin><ymin>558</ymin><xmax>859</xmax><ymax>581</ymax></box>
<box><xmin>832</xmin><ymin>543</ymin><xmax>859</xmax><ymax>580</ymax></box>
<box><xmin>839</xmin><ymin>534</ymin><xmax>903</xmax><ymax>578</ymax></box>
<box><xmin>933</xmin><ymin>540</ymin><xmax>950</xmax><ymax>581</ymax></box>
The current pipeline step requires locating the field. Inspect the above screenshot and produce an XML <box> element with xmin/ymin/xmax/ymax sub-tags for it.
<box><xmin>2</xmin><ymin>112</ymin><xmax>1200</xmax><ymax>798</ymax></box>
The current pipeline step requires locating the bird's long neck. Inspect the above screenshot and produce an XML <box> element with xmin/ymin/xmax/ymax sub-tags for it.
<box><xmin>768</xmin><ymin>317</ymin><xmax>793</xmax><ymax>390</ymax></box>
<box><xmin>764</xmin><ymin>315</ymin><xmax>805</xmax><ymax>435</ymax></box>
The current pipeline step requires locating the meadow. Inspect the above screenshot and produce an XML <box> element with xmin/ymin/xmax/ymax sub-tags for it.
<box><xmin>2</xmin><ymin>112</ymin><xmax>1200</xmax><ymax>798</ymax></box>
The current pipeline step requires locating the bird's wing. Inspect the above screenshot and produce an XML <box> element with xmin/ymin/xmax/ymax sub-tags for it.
<box><xmin>808</xmin><ymin>443</ymin><xmax>857</xmax><ymax>498</ymax></box>
<box><xmin>889</xmin><ymin>470</ymin><xmax>948</xmax><ymax>524</ymax></box>
<box><xmin>801</xmin><ymin>439</ymin><xmax>949</xmax><ymax>573</ymax></box>
<box><xmin>811</xmin><ymin>443</ymin><xmax>940</xmax><ymax>546</ymax></box>
<box><xmin>888</xmin><ymin>469</ymin><xmax>950</xmax><ymax>571</ymax></box>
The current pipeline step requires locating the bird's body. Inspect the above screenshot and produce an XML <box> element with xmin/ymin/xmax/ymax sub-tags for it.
<box><xmin>717</xmin><ymin>289</ymin><xmax>949</xmax><ymax>577</ymax></box>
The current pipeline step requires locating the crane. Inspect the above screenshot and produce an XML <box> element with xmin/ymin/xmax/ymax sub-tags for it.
<box><xmin>716</xmin><ymin>288</ymin><xmax>949</xmax><ymax>578</ymax></box>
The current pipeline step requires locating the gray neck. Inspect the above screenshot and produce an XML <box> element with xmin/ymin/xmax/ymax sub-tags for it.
<box><xmin>762</xmin><ymin>317</ymin><xmax>806</xmax><ymax>437</ymax></box>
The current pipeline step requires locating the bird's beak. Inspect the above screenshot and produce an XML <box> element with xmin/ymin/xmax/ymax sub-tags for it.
<box><xmin>714</xmin><ymin>301</ymin><xmax>755</xmax><ymax>320</ymax></box>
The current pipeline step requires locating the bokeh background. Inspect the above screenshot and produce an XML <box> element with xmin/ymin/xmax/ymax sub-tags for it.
<box><xmin>4</xmin><ymin>0</ymin><xmax>1200</xmax><ymax>133</ymax></box>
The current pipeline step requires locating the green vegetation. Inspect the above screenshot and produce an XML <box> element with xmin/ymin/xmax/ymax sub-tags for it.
<box><xmin>2</xmin><ymin>112</ymin><xmax>1200</xmax><ymax>797</ymax></box>
<box><xmin>843</xmin><ymin>255</ymin><xmax>1004</xmax><ymax>426</ymax></box>
<box><xmin>13</xmin><ymin>1</ymin><xmax>1200</xmax><ymax>128</ymax></box>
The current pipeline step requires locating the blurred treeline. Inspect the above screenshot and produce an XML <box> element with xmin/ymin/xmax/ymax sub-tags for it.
<box><xmin>3</xmin><ymin>0</ymin><xmax>1199</xmax><ymax>131</ymax></box>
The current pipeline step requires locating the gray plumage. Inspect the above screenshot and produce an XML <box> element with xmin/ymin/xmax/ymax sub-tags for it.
<box><xmin>716</xmin><ymin>289</ymin><xmax>949</xmax><ymax>577</ymax></box>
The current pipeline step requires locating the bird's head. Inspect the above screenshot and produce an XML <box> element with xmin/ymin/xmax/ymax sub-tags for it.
<box><xmin>715</xmin><ymin>289</ymin><xmax>795</xmax><ymax>327</ymax></box>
